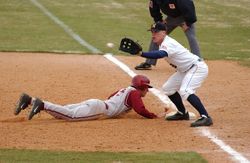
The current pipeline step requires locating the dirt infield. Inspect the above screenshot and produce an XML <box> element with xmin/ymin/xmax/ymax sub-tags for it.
<box><xmin>0</xmin><ymin>52</ymin><xmax>249</xmax><ymax>162</ymax></box>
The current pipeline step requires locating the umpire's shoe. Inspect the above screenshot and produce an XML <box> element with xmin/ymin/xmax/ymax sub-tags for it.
<box><xmin>14</xmin><ymin>93</ymin><xmax>32</xmax><ymax>115</ymax></box>
<box><xmin>165</xmin><ymin>111</ymin><xmax>189</xmax><ymax>121</ymax></box>
<box><xmin>190</xmin><ymin>116</ymin><xmax>213</xmax><ymax>127</ymax></box>
<box><xmin>135</xmin><ymin>62</ymin><xmax>152</xmax><ymax>70</ymax></box>
<box><xmin>28</xmin><ymin>98</ymin><xmax>44</xmax><ymax>120</ymax></box>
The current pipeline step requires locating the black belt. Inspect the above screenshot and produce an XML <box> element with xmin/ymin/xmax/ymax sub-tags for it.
<box><xmin>171</xmin><ymin>58</ymin><xmax>202</xmax><ymax>69</ymax></box>
<box><xmin>187</xmin><ymin>58</ymin><xmax>202</xmax><ymax>71</ymax></box>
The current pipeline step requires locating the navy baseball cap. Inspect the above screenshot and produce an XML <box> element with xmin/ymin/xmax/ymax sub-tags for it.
<box><xmin>149</xmin><ymin>22</ymin><xmax>167</xmax><ymax>32</ymax></box>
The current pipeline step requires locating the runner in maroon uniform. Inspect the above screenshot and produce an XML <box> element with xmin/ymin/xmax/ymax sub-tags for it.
<box><xmin>14</xmin><ymin>75</ymin><xmax>167</xmax><ymax>121</ymax></box>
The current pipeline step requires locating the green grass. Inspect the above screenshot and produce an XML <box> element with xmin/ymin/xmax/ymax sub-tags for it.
<box><xmin>0</xmin><ymin>149</ymin><xmax>207</xmax><ymax>163</ymax></box>
<box><xmin>34</xmin><ymin>0</ymin><xmax>154</xmax><ymax>54</ymax></box>
<box><xmin>0</xmin><ymin>0</ymin><xmax>87</xmax><ymax>53</ymax></box>
<box><xmin>0</xmin><ymin>0</ymin><xmax>152</xmax><ymax>54</ymax></box>
<box><xmin>196</xmin><ymin>0</ymin><xmax>250</xmax><ymax>61</ymax></box>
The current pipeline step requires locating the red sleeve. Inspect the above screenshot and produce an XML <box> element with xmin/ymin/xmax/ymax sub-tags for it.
<box><xmin>127</xmin><ymin>90</ymin><xmax>157</xmax><ymax>119</ymax></box>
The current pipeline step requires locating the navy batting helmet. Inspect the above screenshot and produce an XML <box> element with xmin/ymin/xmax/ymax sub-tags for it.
<box><xmin>132</xmin><ymin>75</ymin><xmax>153</xmax><ymax>90</ymax></box>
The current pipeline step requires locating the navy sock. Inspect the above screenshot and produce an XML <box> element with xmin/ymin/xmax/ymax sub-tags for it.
<box><xmin>187</xmin><ymin>94</ymin><xmax>208</xmax><ymax>117</ymax></box>
<box><xmin>168</xmin><ymin>92</ymin><xmax>186</xmax><ymax>114</ymax></box>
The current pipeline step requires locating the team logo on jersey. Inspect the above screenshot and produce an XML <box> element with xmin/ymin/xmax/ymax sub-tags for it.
<box><xmin>169</xmin><ymin>4</ymin><xmax>175</xmax><ymax>9</ymax></box>
<box><xmin>149</xmin><ymin>1</ymin><xmax>153</xmax><ymax>8</ymax></box>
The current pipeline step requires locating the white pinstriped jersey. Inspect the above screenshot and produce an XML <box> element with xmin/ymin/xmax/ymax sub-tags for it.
<box><xmin>104</xmin><ymin>86</ymin><xmax>136</xmax><ymax>117</ymax></box>
<box><xmin>159</xmin><ymin>36</ymin><xmax>200</xmax><ymax>72</ymax></box>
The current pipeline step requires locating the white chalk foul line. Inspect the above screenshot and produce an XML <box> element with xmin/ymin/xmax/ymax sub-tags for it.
<box><xmin>104</xmin><ymin>53</ymin><xmax>176</xmax><ymax>109</ymax></box>
<box><xmin>30</xmin><ymin>0</ymin><xmax>101</xmax><ymax>54</ymax></box>
<box><xmin>103</xmin><ymin>53</ymin><xmax>174</xmax><ymax>105</ymax></box>
<box><xmin>201</xmin><ymin>129</ymin><xmax>249</xmax><ymax>163</ymax></box>
<box><xmin>104</xmin><ymin>54</ymin><xmax>249</xmax><ymax>163</ymax></box>
<box><xmin>30</xmin><ymin>1</ymin><xmax>249</xmax><ymax>162</ymax></box>
<box><xmin>103</xmin><ymin>54</ymin><xmax>195</xmax><ymax>117</ymax></box>
<box><xmin>103</xmin><ymin>53</ymin><xmax>137</xmax><ymax>78</ymax></box>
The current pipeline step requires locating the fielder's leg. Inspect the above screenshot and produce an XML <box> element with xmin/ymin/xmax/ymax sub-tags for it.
<box><xmin>162</xmin><ymin>72</ymin><xmax>189</xmax><ymax>120</ymax></box>
<box><xmin>179</xmin><ymin>62</ymin><xmax>212</xmax><ymax>127</ymax></box>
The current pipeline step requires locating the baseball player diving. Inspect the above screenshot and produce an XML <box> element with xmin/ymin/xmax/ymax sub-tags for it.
<box><xmin>14</xmin><ymin>75</ymin><xmax>167</xmax><ymax>121</ymax></box>
<box><xmin>119</xmin><ymin>22</ymin><xmax>213</xmax><ymax>127</ymax></box>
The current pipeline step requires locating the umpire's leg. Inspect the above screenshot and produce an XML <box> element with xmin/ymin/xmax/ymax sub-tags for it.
<box><xmin>184</xmin><ymin>24</ymin><xmax>202</xmax><ymax>58</ymax></box>
<box><xmin>144</xmin><ymin>41</ymin><xmax>158</xmax><ymax>66</ymax></box>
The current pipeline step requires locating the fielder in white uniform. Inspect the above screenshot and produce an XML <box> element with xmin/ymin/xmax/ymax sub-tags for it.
<box><xmin>14</xmin><ymin>75</ymin><xmax>166</xmax><ymax>121</ymax></box>
<box><xmin>139</xmin><ymin>22</ymin><xmax>213</xmax><ymax>127</ymax></box>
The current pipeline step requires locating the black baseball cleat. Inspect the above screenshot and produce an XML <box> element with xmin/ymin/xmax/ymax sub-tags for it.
<box><xmin>165</xmin><ymin>111</ymin><xmax>190</xmax><ymax>121</ymax></box>
<box><xmin>190</xmin><ymin>116</ymin><xmax>213</xmax><ymax>127</ymax></box>
<box><xmin>28</xmin><ymin>98</ymin><xmax>44</xmax><ymax>120</ymax></box>
<box><xmin>14</xmin><ymin>93</ymin><xmax>32</xmax><ymax>115</ymax></box>
<box><xmin>135</xmin><ymin>62</ymin><xmax>152</xmax><ymax>70</ymax></box>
